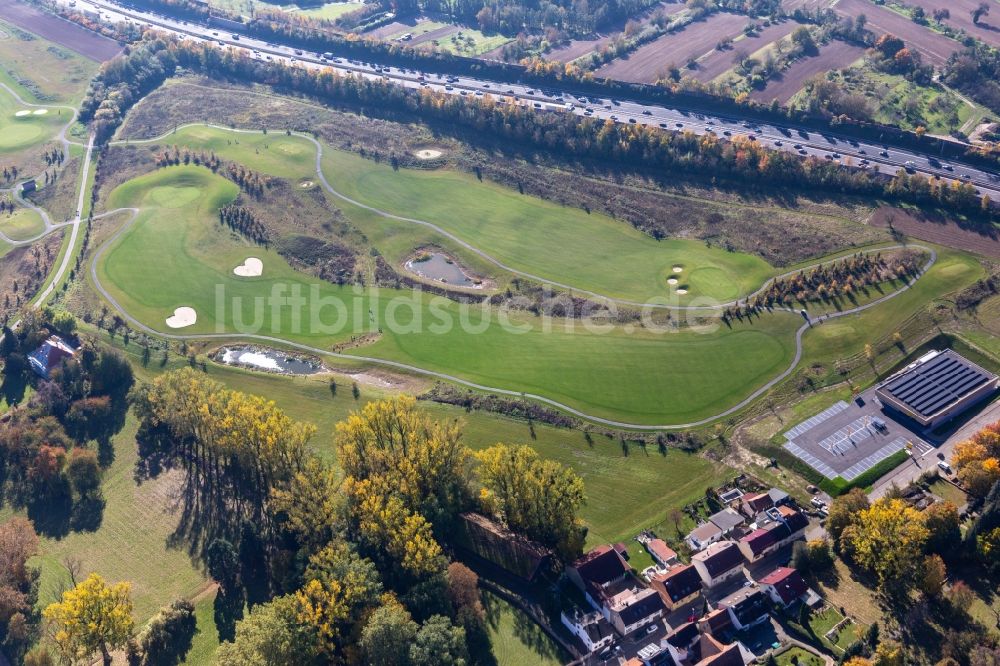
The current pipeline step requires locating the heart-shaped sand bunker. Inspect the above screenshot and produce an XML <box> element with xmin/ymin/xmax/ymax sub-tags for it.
<box><xmin>165</xmin><ymin>306</ymin><xmax>197</xmax><ymax>328</ymax></box>
<box><xmin>233</xmin><ymin>257</ymin><xmax>263</xmax><ymax>277</ymax></box>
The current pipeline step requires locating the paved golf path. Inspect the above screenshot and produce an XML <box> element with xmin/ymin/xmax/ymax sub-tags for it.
<box><xmin>91</xmin><ymin>124</ymin><xmax>938</xmax><ymax>429</ymax></box>
<box><xmin>0</xmin><ymin>81</ymin><xmax>86</xmax><ymax>246</ymax></box>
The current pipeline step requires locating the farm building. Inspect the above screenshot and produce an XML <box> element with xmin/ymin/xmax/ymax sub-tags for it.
<box><xmin>20</xmin><ymin>179</ymin><xmax>35</xmax><ymax>194</ymax></box>
<box><xmin>874</xmin><ymin>349</ymin><xmax>998</xmax><ymax>428</ymax></box>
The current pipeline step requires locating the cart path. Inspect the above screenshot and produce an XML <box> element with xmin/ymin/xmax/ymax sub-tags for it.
<box><xmin>117</xmin><ymin>123</ymin><xmax>925</xmax><ymax>312</ymax></box>
<box><xmin>88</xmin><ymin>199</ymin><xmax>937</xmax><ymax>429</ymax></box>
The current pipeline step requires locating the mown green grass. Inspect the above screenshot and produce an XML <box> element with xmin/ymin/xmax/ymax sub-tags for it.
<box><xmin>150</xmin><ymin>125</ymin><xmax>775</xmax><ymax>304</ymax></box>
<box><xmin>0</xmin><ymin>207</ymin><xmax>45</xmax><ymax>241</ymax></box>
<box><xmin>96</xmin><ymin>165</ymin><xmax>800</xmax><ymax>424</ymax></box>
<box><xmin>481</xmin><ymin>590</ymin><xmax>568</xmax><ymax>666</ymax></box>
<box><xmin>320</xmin><ymin>147</ymin><xmax>775</xmax><ymax>303</ymax></box>
<box><xmin>0</xmin><ymin>84</ymin><xmax>66</xmax><ymax>155</ymax></box>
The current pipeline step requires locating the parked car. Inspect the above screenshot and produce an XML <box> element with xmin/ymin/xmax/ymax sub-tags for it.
<box><xmin>938</xmin><ymin>461</ymin><xmax>953</xmax><ymax>474</ymax></box>
<box><xmin>871</xmin><ymin>417</ymin><xmax>888</xmax><ymax>433</ymax></box>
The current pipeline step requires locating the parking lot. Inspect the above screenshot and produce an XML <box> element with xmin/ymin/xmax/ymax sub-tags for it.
<box><xmin>783</xmin><ymin>389</ymin><xmax>933</xmax><ymax>481</ymax></box>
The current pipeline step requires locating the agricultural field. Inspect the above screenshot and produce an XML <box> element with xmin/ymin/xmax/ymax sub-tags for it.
<box><xmin>906</xmin><ymin>0</ymin><xmax>1000</xmax><ymax>48</ymax></box>
<box><xmin>751</xmin><ymin>40</ymin><xmax>865</xmax><ymax>103</ymax></box>
<box><xmin>595</xmin><ymin>12</ymin><xmax>749</xmax><ymax>83</ymax></box>
<box><xmin>0</xmin><ymin>4</ymin><xmax>120</xmax><ymax>65</ymax></box>
<box><xmin>833</xmin><ymin>0</ymin><xmax>960</xmax><ymax>67</ymax></box>
<box><xmin>694</xmin><ymin>18</ymin><xmax>802</xmax><ymax>82</ymax></box>
<box><xmin>545</xmin><ymin>0</ymin><xmax>684</xmax><ymax>64</ymax></box>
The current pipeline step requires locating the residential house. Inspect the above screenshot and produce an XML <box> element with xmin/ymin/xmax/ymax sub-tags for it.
<box><xmin>716</xmin><ymin>587</ymin><xmax>769</xmax><ymax>631</ymax></box>
<box><xmin>687</xmin><ymin>508</ymin><xmax>746</xmax><ymax>551</ymax></box>
<box><xmin>692</xmin><ymin>541</ymin><xmax>745</xmax><ymax>588</ymax></box>
<box><xmin>697</xmin><ymin>607</ymin><xmax>733</xmax><ymax>638</ymax></box>
<box><xmin>650</xmin><ymin>564</ymin><xmax>702</xmax><ymax>611</ymax></box>
<box><xmin>694</xmin><ymin>637</ymin><xmax>754</xmax><ymax>666</ymax></box>
<box><xmin>740</xmin><ymin>492</ymin><xmax>774</xmax><ymax>518</ymax></box>
<box><xmin>27</xmin><ymin>335</ymin><xmax>76</xmax><ymax>379</ymax></box>
<box><xmin>687</xmin><ymin>522</ymin><xmax>724</xmax><ymax>551</ymax></box>
<box><xmin>604</xmin><ymin>586</ymin><xmax>667</xmax><ymax>636</ymax></box>
<box><xmin>767</xmin><ymin>488</ymin><xmax>791</xmax><ymax>508</ymax></box>
<box><xmin>758</xmin><ymin>567</ymin><xmax>810</xmax><ymax>608</ymax></box>
<box><xmin>568</xmin><ymin>545</ymin><xmax>665</xmax><ymax>636</ymax></box>
<box><xmin>736</xmin><ymin>507</ymin><xmax>808</xmax><ymax>563</ymax></box>
<box><xmin>646</xmin><ymin>538</ymin><xmax>679</xmax><ymax>568</ymax></box>
<box><xmin>560</xmin><ymin>608</ymin><xmax>614</xmax><ymax>654</ymax></box>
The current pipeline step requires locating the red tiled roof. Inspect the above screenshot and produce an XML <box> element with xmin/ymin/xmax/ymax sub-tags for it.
<box><xmin>759</xmin><ymin>567</ymin><xmax>808</xmax><ymax>605</ymax></box>
<box><xmin>647</xmin><ymin>538</ymin><xmax>677</xmax><ymax>563</ymax></box>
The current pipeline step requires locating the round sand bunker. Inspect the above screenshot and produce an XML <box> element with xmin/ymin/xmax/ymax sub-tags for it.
<box><xmin>672</xmin><ymin>266</ymin><xmax>683</xmax><ymax>273</ymax></box>
<box><xmin>413</xmin><ymin>149</ymin><xmax>443</xmax><ymax>160</ymax></box>
<box><xmin>32</xmin><ymin>109</ymin><xmax>47</xmax><ymax>115</ymax></box>
<box><xmin>667</xmin><ymin>278</ymin><xmax>678</xmax><ymax>285</ymax></box>
<box><xmin>233</xmin><ymin>257</ymin><xmax>263</xmax><ymax>277</ymax></box>
<box><xmin>166</xmin><ymin>306</ymin><xmax>197</xmax><ymax>329</ymax></box>
<box><xmin>14</xmin><ymin>110</ymin><xmax>30</xmax><ymax>117</ymax></box>
<box><xmin>299</xmin><ymin>180</ymin><xmax>314</xmax><ymax>189</ymax></box>
<box><xmin>676</xmin><ymin>289</ymin><xmax>688</xmax><ymax>295</ymax></box>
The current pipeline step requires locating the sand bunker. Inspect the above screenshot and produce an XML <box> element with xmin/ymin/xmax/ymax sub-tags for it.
<box><xmin>667</xmin><ymin>278</ymin><xmax>678</xmax><ymax>285</ymax></box>
<box><xmin>233</xmin><ymin>257</ymin><xmax>263</xmax><ymax>277</ymax></box>
<box><xmin>32</xmin><ymin>109</ymin><xmax>47</xmax><ymax>115</ymax></box>
<box><xmin>672</xmin><ymin>266</ymin><xmax>683</xmax><ymax>273</ymax></box>
<box><xmin>676</xmin><ymin>289</ymin><xmax>688</xmax><ymax>295</ymax></box>
<box><xmin>299</xmin><ymin>180</ymin><xmax>314</xmax><ymax>188</ymax></box>
<box><xmin>165</xmin><ymin>306</ymin><xmax>197</xmax><ymax>328</ymax></box>
<box><xmin>14</xmin><ymin>110</ymin><xmax>30</xmax><ymax>117</ymax></box>
<box><xmin>413</xmin><ymin>149</ymin><xmax>443</xmax><ymax>160</ymax></box>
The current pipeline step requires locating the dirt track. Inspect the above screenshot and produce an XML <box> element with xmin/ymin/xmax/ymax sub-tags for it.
<box><xmin>0</xmin><ymin>2</ymin><xmax>121</xmax><ymax>61</ymax></box>
<box><xmin>869</xmin><ymin>207</ymin><xmax>1000</xmax><ymax>259</ymax></box>
<box><xmin>692</xmin><ymin>19</ymin><xmax>801</xmax><ymax>82</ymax></box>
<box><xmin>750</xmin><ymin>41</ymin><xmax>865</xmax><ymax>103</ymax></box>
<box><xmin>596</xmin><ymin>12</ymin><xmax>747</xmax><ymax>83</ymax></box>
<box><xmin>834</xmin><ymin>0</ymin><xmax>960</xmax><ymax>66</ymax></box>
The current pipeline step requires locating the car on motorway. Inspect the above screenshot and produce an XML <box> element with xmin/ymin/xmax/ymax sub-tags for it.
<box><xmin>722</xmin><ymin>130</ymin><xmax>731</xmax><ymax>136</ymax></box>
<box><xmin>793</xmin><ymin>144</ymin><xmax>802</xmax><ymax>149</ymax></box>
<box><xmin>675</xmin><ymin>122</ymin><xmax>683</xmax><ymax>127</ymax></box>
<box><xmin>944</xmin><ymin>164</ymin><xmax>954</xmax><ymax>171</ymax></box>
<box><xmin>444</xmin><ymin>85</ymin><xmax>453</xmax><ymax>90</ymax></box>
<box><xmin>774</xmin><ymin>140</ymin><xmax>783</xmax><ymax>146</ymax></box>
<box><xmin>659</xmin><ymin>122</ymin><xmax>667</xmax><ymax>127</ymax></box>
<box><xmin>904</xmin><ymin>160</ymin><xmax>917</xmax><ymax>173</ymax></box>
<box><xmin>628</xmin><ymin>118</ymin><xmax>636</xmax><ymax>123</ymax></box>
<box><xmin>880</xmin><ymin>150</ymin><xmax>889</xmax><ymax>157</ymax></box>
<box><xmin>609</xmin><ymin>115</ymin><xmax>618</xmax><ymax>120</ymax></box>
<box><xmin>642</xmin><ymin>110</ymin><xmax>652</xmax><ymax>116</ymax></box>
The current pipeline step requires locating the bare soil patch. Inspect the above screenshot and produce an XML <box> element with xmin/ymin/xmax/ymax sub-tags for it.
<box><xmin>547</xmin><ymin>36</ymin><xmax>613</xmax><ymax>63</ymax></box>
<box><xmin>906</xmin><ymin>0</ymin><xmax>1000</xmax><ymax>48</ymax></box>
<box><xmin>869</xmin><ymin>207</ymin><xmax>1000</xmax><ymax>259</ymax></box>
<box><xmin>410</xmin><ymin>24</ymin><xmax>460</xmax><ymax>46</ymax></box>
<box><xmin>596</xmin><ymin>12</ymin><xmax>747</xmax><ymax>83</ymax></box>
<box><xmin>751</xmin><ymin>41</ymin><xmax>865</xmax><ymax>103</ymax></box>
<box><xmin>834</xmin><ymin>0</ymin><xmax>959</xmax><ymax>66</ymax></box>
<box><xmin>694</xmin><ymin>19</ymin><xmax>801</xmax><ymax>82</ymax></box>
<box><xmin>365</xmin><ymin>19</ymin><xmax>418</xmax><ymax>39</ymax></box>
<box><xmin>342</xmin><ymin>366</ymin><xmax>430</xmax><ymax>393</ymax></box>
<box><xmin>0</xmin><ymin>2</ymin><xmax>121</xmax><ymax>61</ymax></box>
<box><xmin>413</xmin><ymin>147</ymin><xmax>444</xmax><ymax>160</ymax></box>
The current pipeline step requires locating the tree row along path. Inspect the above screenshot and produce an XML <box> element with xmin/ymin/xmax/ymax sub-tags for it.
<box><xmin>0</xmin><ymin>81</ymin><xmax>86</xmax><ymax>246</ymax></box>
<box><xmin>94</xmin><ymin>124</ymin><xmax>938</xmax><ymax>430</ymax></box>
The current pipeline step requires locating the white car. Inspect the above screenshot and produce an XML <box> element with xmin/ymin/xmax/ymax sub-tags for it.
<box><xmin>937</xmin><ymin>461</ymin><xmax>953</xmax><ymax>474</ymax></box>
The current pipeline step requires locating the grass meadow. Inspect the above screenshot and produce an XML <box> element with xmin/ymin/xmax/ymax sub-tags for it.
<box><xmin>96</xmin><ymin>165</ymin><xmax>802</xmax><ymax>424</ymax></box>
<box><xmin>0</xmin><ymin>207</ymin><xmax>45</xmax><ymax>241</ymax></box>
<box><xmin>0</xmin><ymin>19</ymin><xmax>98</xmax><ymax>104</ymax></box>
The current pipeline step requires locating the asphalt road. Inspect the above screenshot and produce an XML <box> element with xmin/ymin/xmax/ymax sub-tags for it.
<box><xmin>55</xmin><ymin>0</ymin><xmax>1000</xmax><ymax>200</ymax></box>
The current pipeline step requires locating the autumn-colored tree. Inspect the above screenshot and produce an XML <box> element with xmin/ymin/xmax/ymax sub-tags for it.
<box><xmin>919</xmin><ymin>554</ymin><xmax>947</xmax><ymax>598</ymax></box>
<box><xmin>952</xmin><ymin>423</ymin><xmax>1000</xmax><ymax>497</ymax></box>
<box><xmin>0</xmin><ymin>517</ymin><xmax>40</xmax><ymax>658</ymax></box>
<box><xmin>474</xmin><ymin>443</ymin><xmax>587</xmax><ymax>560</ymax></box>
<box><xmin>44</xmin><ymin>573</ymin><xmax>134</xmax><ymax>666</ymax></box>
<box><xmin>924</xmin><ymin>500</ymin><xmax>961</xmax><ymax>557</ymax></box>
<box><xmin>216</xmin><ymin>594</ymin><xmax>320</xmax><ymax>666</ymax></box>
<box><xmin>359</xmin><ymin>596</ymin><xmax>418</xmax><ymax>666</ymax></box>
<box><xmin>873</xmin><ymin>640</ymin><xmax>905</xmax><ymax>666</ymax></box>
<box><xmin>335</xmin><ymin>396</ymin><xmax>471</xmax><ymax>530</ymax></box>
<box><xmin>270</xmin><ymin>457</ymin><xmax>342</xmax><ymax>555</ymax></box>
<box><xmin>841</xmin><ymin>498</ymin><xmax>929</xmax><ymax>592</ymax></box>
<box><xmin>827</xmin><ymin>487</ymin><xmax>870</xmax><ymax>548</ymax></box>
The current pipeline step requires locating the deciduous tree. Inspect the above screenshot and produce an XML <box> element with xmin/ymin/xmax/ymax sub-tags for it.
<box><xmin>43</xmin><ymin>573</ymin><xmax>134</xmax><ymax>666</ymax></box>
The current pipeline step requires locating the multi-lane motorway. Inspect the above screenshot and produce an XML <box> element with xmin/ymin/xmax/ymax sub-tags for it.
<box><xmin>60</xmin><ymin>0</ymin><xmax>1000</xmax><ymax>199</ymax></box>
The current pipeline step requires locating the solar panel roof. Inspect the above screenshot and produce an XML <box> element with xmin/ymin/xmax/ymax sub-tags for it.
<box><xmin>882</xmin><ymin>351</ymin><xmax>993</xmax><ymax>417</ymax></box>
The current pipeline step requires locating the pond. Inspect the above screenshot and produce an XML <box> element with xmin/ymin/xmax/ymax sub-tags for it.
<box><xmin>216</xmin><ymin>346</ymin><xmax>324</xmax><ymax>375</ymax></box>
<box><xmin>405</xmin><ymin>252</ymin><xmax>481</xmax><ymax>288</ymax></box>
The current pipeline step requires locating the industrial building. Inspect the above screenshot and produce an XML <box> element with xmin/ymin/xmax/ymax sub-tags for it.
<box><xmin>875</xmin><ymin>349</ymin><xmax>998</xmax><ymax>428</ymax></box>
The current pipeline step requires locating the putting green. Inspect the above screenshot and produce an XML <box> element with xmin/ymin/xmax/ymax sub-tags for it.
<box><xmin>0</xmin><ymin>208</ymin><xmax>45</xmax><ymax>241</ymax></box>
<box><xmin>146</xmin><ymin>126</ymin><xmax>776</xmax><ymax>305</ymax></box>
<box><xmin>97</xmin><ymin>166</ymin><xmax>801</xmax><ymax>424</ymax></box>
<box><xmin>0</xmin><ymin>87</ymin><xmax>64</xmax><ymax>154</ymax></box>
